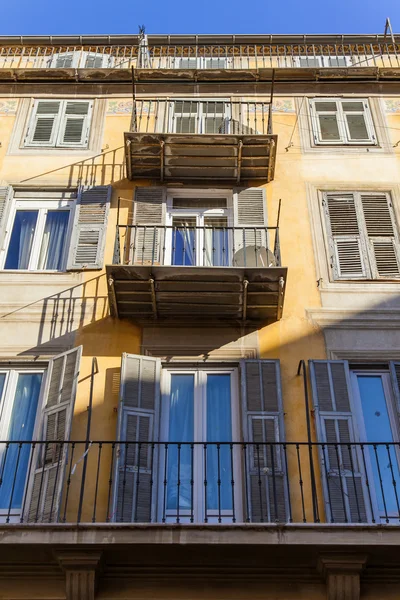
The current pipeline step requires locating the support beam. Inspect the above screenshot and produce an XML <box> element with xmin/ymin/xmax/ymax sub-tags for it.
<box><xmin>56</xmin><ymin>550</ymin><xmax>103</xmax><ymax>600</ymax></box>
<box><xmin>318</xmin><ymin>554</ymin><xmax>367</xmax><ymax>600</ymax></box>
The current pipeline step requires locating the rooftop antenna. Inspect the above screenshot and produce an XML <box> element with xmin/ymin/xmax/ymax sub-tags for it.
<box><xmin>139</xmin><ymin>25</ymin><xmax>146</xmax><ymax>36</ymax></box>
<box><xmin>138</xmin><ymin>24</ymin><xmax>151</xmax><ymax>68</ymax></box>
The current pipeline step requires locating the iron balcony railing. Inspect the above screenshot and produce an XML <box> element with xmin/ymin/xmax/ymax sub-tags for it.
<box><xmin>113</xmin><ymin>225</ymin><xmax>281</xmax><ymax>268</ymax></box>
<box><xmin>131</xmin><ymin>100</ymin><xmax>273</xmax><ymax>136</ymax></box>
<box><xmin>0</xmin><ymin>40</ymin><xmax>399</xmax><ymax>70</ymax></box>
<box><xmin>0</xmin><ymin>441</ymin><xmax>400</xmax><ymax>525</ymax></box>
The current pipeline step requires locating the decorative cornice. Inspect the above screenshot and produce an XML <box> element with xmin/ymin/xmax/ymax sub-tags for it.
<box><xmin>306</xmin><ymin>308</ymin><xmax>400</xmax><ymax>330</ymax></box>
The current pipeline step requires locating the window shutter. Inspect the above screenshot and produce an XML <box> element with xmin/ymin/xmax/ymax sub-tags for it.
<box><xmin>113</xmin><ymin>354</ymin><xmax>161</xmax><ymax>522</ymax></box>
<box><xmin>360</xmin><ymin>194</ymin><xmax>400</xmax><ymax>278</ymax></box>
<box><xmin>241</xmin><ymin>359</ymin><xmax>289</xmax><ymax>523</ymax></box>
<box><xmin>323</xmin><ymin>193</ymin><xmax>369</xmax><ymax>279</ymax></box>
<box><xmin>26</xmin><ymin>101</ymin><xmax>61</xmax><ymax>147</ymax></box>
<box><xmin>309</xmin><ymin>360</ymin><xmax>369</xmax><ymax>523</ymax></box>
<box><xmin>233</xmin><ymin>188</ymin><xmax>269</xmax><ymax>267</ymax></box>
<box><xmin>23</xmin><ymin>347</ymin><xmax>82</xmax><ymax>523</ymax></box>
<box><xmin>67</xmin><ymin>185</ymin><xmax>111</xmax><ymax>270</ymax></box>
<box><xmin>59</xmin><ymin>101</ymin><xmax>92</xmax><ymax>147</ymax></box>
<box><xmin>389</xmin><ymin>362</ymin><xmax>400</xmax><ymax>428</ymax></box>
<box><xmin>0</xmin><ymin>186</ymin><xmax>12</xmax><ymax>251</ymax></box>
<box><xmin>132</xmin><ymin>187</ymin><xmax>166</xmax><ymax>265</ymax></box>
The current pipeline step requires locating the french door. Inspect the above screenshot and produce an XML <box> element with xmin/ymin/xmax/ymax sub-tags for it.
<box><xmin>165</xmin><ymin>207</ymin><xmax>231</xmax><ymax>267</ymax></box>
<box><xmin>159</xmin><ymin>368</ymin><xmax>241</xmax><ymax>523</ymax></box>
<box><xmin>351</xmin><ymin>370</ymin><xmax>400</xmax><ymax>522</ymax></box>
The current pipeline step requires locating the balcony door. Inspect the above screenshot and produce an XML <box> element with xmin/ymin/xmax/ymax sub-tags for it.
<box><xmin>159</xmin><ymin>368</ymin><xmax>242</xmax><ymax>523</ymax></box>
<box><xmin>351</xmin><ymin>370</ymin><xmax>400</xmax><ymax>522</ymax></box>
<box><xmin>165</xmin><ymin>195</ymin><xmax>232</xmax><ymax>267</ymax></box>
<box><xmin>171</xmin><ymin>100</ymin><xmax>230</xmax><ymax>134</ymax></box>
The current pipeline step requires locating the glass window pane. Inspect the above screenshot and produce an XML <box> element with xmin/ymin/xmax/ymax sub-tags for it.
<box><xmin>299</xmin><ymin>57</ymin><xmax>321</xmax><ymax>67</ymax></box>
<box><xmin>342</xmin><ymin>102</ymin><xmax>365</xmax><ymax>112</ymax></box>
<box><xmin>207</xmin><ymin>374</ymin><xmax>232</xmax><ymax>511</ymax></box>
<box><xmin>318</xmin><ymin>114</ymin><xmax>341</xmax><ymax>141</ymax></box>
<box><xmin>315</xmin><ymin>102</ymin><xmax>337</xmax><ymax>112</ymax></box>
<box><xmin>4</xmin><ymin>211</ymin><xmax>38</xmax><ymax>270</ymax></box>
<box><xmin>0</xmin><ymin>373</ymin><xmax>42</xmax><ymax>509</ymax></box>
<box><xmin>173</xmin><ymin>198</ymin><xmax>227</xmax><ymax>209</ymax></box>
<box><xmin>167</xmin><ymin>374</ymin><xmax>194</xmax><ymax>511</ymax></box>
<box><xmin>346</xmin><ymin>114</ymin><xmax>369</xmax><ymax>140</ymax></box>
<box><xmin>171</xmin><ymin>217</ymin><xmax>196</xmax><ymax>265</ymax></box>
<box><xmin>327</xmin><ymin>57</ymin><xmax>347</xmax><ymax>67</ymax></box>
<box><xmin>38</xmin><ymin>210</ymin><xmax>69</xmax><ymax>270</ymax></box>
<box><xmin>204</xmin><ymin>217</ymin><xmax>229</xmax><ymax>266</ymax></box>
<box><xmin>357</xmin><ymin>375</ymin><xmax>400</xmax><ymax>518</ymax></box>
<box><xmin>55</xmin><ymin>53</ymin><xmax>74</xmax><ymax>68</ymax></box>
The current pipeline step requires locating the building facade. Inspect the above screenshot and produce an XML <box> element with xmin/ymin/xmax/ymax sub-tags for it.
<box><xmin>0</xmin><ymin>32</ymin><xmax>399</xmax><ymax>599</ymax></box>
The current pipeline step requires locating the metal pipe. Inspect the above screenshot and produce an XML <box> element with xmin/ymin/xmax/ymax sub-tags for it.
<box><xmin>297</xmin><ymin>359</ymin><xmax>319</xmax><ymax>522</ymax></box>
<box><xmin>77</xmin><ymin>356</ymin><xmax>99</xmax><ymax>523</ymax></box>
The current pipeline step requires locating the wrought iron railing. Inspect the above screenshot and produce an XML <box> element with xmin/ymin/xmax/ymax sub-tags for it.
<box><xmin>0</xmin><ymin>40</ymin><xmax>399</xmax><ymax>69</ymax></box>
<box><xmin>0</xmin><ymin>440</ymin><xmax>399</xmax><ymax>525</ymax></box>
<box><xmin>130</xmin><ymin>100</ymin><xmax>273</xmax><ymax>136</ymax></box>
<box><xmin>113</xmin><ymin>225</ymin><xmax>281</xmax><ymax>268</ymax></box>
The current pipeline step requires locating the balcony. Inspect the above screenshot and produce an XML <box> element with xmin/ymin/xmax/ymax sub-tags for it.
<box><xmin>0</xmin><ymin>440</ymin><xmax>399</xmax><ymax>525</ymax></box>
<box><xmin>125</xmin><ymin>100</ymin><xmax>276</xmax><ymax>183</ymax></box>
<box><xmin>107</xmin><ymin>224</ymin><xmax>286</xmax><ymax>324</ymax></box>
<box><xmin>0</xmin><ymin>35</ymin><xmax>399</xmax><ymax>77</ymax></box>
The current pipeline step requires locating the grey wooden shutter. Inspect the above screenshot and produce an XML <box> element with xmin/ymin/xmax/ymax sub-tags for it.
<box><xmin>241</xmin><ymin>359</ymin><xmax>288</xmax><ymax>522</ymax></box>
<box><xmin>0</xmin><ymin>186</ymin><xmax>12</xmax><ymax>252</ymax></box>
<box><xmin>132</xmin><ymin>187</ymin><xmax>166</xmax><ymax>265</ymax></box>
<box><xmin>23</xmin><ymin>346</ymin><xmax>82</xmax><ymax>523</ymax></box>
<box><xmin>389</xmin><ymin>362</ymin><xmax>400</xmax><ymax>427</ymax></box>
<box><xmin>59</xmin><ymin>101</ymin><xmax>92</xmax><ymax>148</ymax></box>
<box><xmin>309</xmin><ymin>360</ymin><xmax>369</xmax><ymax>523</ymax></box>
<box><xmin>113</xmin><ymin>353</ymin><xmax>161</xmax><ymax>523</ymax></box>
<box><xmin>233</xmin><ymin>188</ymin><xmax>269</xmax><ymax>267</ymax></box>
<box><xmin>360</xmin><ymin>194</ymin><xmax>400</xmax><ymax>278</ymax></box>
<box><xmin>323</xmin><ymin>192</ymin><xmax>369</xmax><ymax>280</ymax></box>
<box><xmin>26</xmin><ymin>101</ymin><xmax>61</xmax><ymax>147</ymax></box>
<box><xmin>67</xmin><ymin>185</ymin><xmax>111</xmax><ymax>270</ymax></box>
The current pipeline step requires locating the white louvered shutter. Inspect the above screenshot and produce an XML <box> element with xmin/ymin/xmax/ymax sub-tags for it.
<box><xmin>132</xmin><ymin>187</ymin><xmax>166</xmax><ymax>265</ymax></box>
<box><xmin>23</xmin><ymin>347</ymin><xmax>82</xmax><ymax>523</ymax></box>
<box><xmin>67</xmin><ymin>186</ymin><xmax>111</xmax><ymax>270</ymax></box>
<box><xmin>309</xmin><ymin>360</ymin><xmax>370</xmax><ymax>523</ymax></box>
<box><xmin>113</xmin><ymin>354</ymin><xmax>161</xmax><ymax>523</ymax></box>
<box><xmin>323</xmin><ymin>193</ymin><xmax>369</xmax><ymax>279</ymax></box>
<box><xmin>241</xmin><ymin>360</ymin><xmax>289</xmax><ymax>523</ymax></box>
<box><xmin>25</xmin><ymin>101</ymin><xmax>61</xmax><ymax>147</ymax></box>
<box><xmin>0</xmin><ymin>186</ymin><xmax>12</xmax><ymax>252</ymax></box>
<box><xmin>360</xmin><ymin>194</ymin><xmax>400</xmax><ymax>278</ymax></box>
<box><xmin>58</xmin><ymin>101</ymin><xmax>93</xmax><ymax>148</ymax></box>
<box><xmin>233</xmin><ymin>188</ymin><xmax>269</xmax><ymax>267</ymax></box>
<box><xmin>389</xmin><ymin>362</ymin><xmax>400</xmax><ymax>428</ymax></box>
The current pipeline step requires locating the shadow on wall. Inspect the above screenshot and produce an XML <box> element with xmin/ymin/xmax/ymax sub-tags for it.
<box><xmin>19</xmin><ymin>145</ymin><xmax>126</xmax><ymax>187</ymax></box>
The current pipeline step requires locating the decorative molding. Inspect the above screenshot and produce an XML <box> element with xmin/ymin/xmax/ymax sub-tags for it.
<box><xmin>56</xmin><ymin>550</ymin><xmax>103</xmax><ymax>600</ymax></box>
<box><xmin>384</xmin><ymin>99</ymin><xmax>400</xmax><ymax>113</ymax></box>
<box><xmin>0</xmin><ymin>100</ymin><xmax>18</xmax><ymax>115</ymax></box>
<box><xmin>318</xmin><ymin>554</ymin><xmax>367</xmax><ymax>600</ymax></box>
<box><xmin>306</xmin><ymin>308</ymin><xmax>400</xmax><ymax>330</ymax></box>
<box><xmin>272</xmin><ymin>98</ymin><xmax>295</xmax><ymax>113</ymax></box>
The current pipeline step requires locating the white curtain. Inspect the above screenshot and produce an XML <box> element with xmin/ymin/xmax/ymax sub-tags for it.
<box><xmin>38</xmin><ymin>210</ymin><xmax>69</xmax><ymax>270</ymax></box>
<box><xmin>204</xmin><ymin>226</ymin><xmax>229</xmax><ymax>266</ymax></box>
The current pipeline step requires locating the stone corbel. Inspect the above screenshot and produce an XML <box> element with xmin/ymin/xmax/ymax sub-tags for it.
<box><xmin>55</xmin><ymin>549</ymin><xmax>103</xmax><ymax>600</ymax></box>
<box><xmin>318</xmin><ymin>554</ymin><xmax>367</xmax><ymax>600</ymax></box>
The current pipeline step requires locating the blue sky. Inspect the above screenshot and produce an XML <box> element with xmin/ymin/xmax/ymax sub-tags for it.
<box><xmin>1</xmin><ymin>0</ymin><xmax>399</xmax><ymax>35</ymax></box>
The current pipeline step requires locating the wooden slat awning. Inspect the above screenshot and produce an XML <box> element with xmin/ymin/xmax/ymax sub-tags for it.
<box><xmin>125</xmin><ymin>133</ymin><xmax>277</xmax><ymax>183</ymax></box>
<box><xmin>107</xmin><ymin>265</ymin><xmax>287</xmax><ymax>325</ymax></box>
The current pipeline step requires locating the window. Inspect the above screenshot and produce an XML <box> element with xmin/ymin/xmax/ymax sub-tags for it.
<box><xmin>171</xmin><ymin>100</ymin><xmax>230</xmax><ymax>134</ymax></box>
<box><xmin>168</xmin><ymin>57</ymin><xmax>230</xmax><ymax>69</ymax></box>
<box><xmin>49</xmin><ymin>51</ymin><xmax>113</xmax><ymax>68</ymax></box>
<box><xmin>24</xmin><ymin>100</ymin><xmax>93</xmax><ymax>148</ymax></box>
<box><xmin>160</xmin><ymin>367</ymin><xmax>240</xmax><ymax>523</ymax></box>
<box><xmin>0</xmin><ymin>369</ymin><xmax>43</xmax><ymax>519</ymax></box>
<box><xmin>351</xmin><ymin>369</ymin><xmax>400</xmax><ymax>522</ymax></box>
<box><xmin>322</xmin><ymin>191</ymin><xmax>400</xmax><ymax>280</ymax></box>
<box><xmin>310</xmin><ymin>98</ymin><xmax>376</xmax><ymax>145</ymax></box>
<box><xmin>2</xmin><ymin>198</ymin><xmax>73</xmax><ymax>271</ymax></box>
<box><xmin>166</xmin><ymin>194</ymin><xmax>231</xmax><ymax>267</ymax></box>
